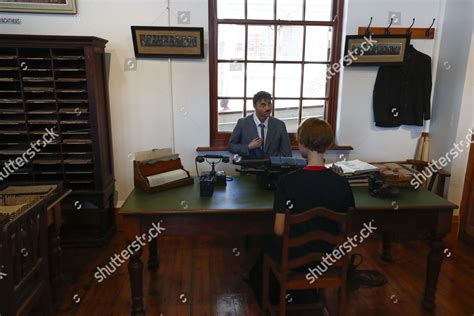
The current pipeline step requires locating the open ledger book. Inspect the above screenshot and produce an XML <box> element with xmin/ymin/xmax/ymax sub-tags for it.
<box><xmin>325</xmin><ymin>159</ymin><xmax>379</xmax><ymax>176</ymax></box>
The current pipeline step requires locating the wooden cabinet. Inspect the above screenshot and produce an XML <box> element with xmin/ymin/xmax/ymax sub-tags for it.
<box><xmin>0</xmin><ymin>35</ymin><xmax>115</xmax><ymax>246</ymax></box>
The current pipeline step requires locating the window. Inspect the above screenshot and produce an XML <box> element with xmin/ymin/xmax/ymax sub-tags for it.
<box><xmin>209</xmin><ymin>0</ymin><xmax>344</xmax><ymax>147</ymax></box>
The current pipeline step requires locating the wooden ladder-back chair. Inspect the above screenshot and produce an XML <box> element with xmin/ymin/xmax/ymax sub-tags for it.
<box><xmin>262</xmin><ymin>207</ymin><xmax>353</xmax><ymax>316</ymax></box>
<box><xmin>0</xmin><ymin>195</ymin><xmax>53</xmax><ymax>316</ymax></box>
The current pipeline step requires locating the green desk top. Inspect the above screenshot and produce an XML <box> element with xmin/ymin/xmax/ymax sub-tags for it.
<box><xmin>120</xmin><ymin>176</ymin><xmax>457</xmax><ymax>215</ymax></box>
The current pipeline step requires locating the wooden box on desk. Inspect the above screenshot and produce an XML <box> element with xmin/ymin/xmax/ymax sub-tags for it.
<box><xmin>133</xmin><ymin>158</ymin><xmax>194</xmax><ymax>193</ymax></box>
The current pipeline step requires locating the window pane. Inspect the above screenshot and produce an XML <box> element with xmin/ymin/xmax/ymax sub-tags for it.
<box><xmin>248</xmin><ymin>0</ymin><xmax>274</xmax><ymax>20</ymax></box>
<box><xmin>217</xmin><ymin>0</ymin><xmax>245</xmax><ymax>19</ymax></box>
<box><xmin>305</xmin><ymin>26</ymin><xmax>332</xmax><ymax>61</ymax></box>
<box><xmin>276</xmin><ymin>26</ymin><xmax>304</xmax><ymax>61</ymax></box>
<box><xmin>302</xmin><ymin>100</ymin><xmax>326</xmax><ymax>121</ymax></box>
<box><xmin>277</xmin><ymin>0</ymin><xmax>303</xmax><ymax>20</ymax></box>
<box><xmin>218</xmin><ymin>62</ymin><xmax>245</xmax><ymax>97</ymax></box>
<box><xmin>274</xmin><ymin>99</ymin><xmax>299</xmax><ymax>110</ymax></box>
<box><xmin>246</xmin><ymin>99</ymin><xmax>254</xmax><ymax>116</ymax></box>
<box><xmin>218</xmin><ymin>99</ymin><xmax>244</xmax><ymax>113</ymax></box>
<box><xmin>218</xmin><ymin>99</ymin><xmax>244</xmax><ymax>132</ymax></box>
<box><xmin>275</xmin><ymin>64</ymin><xmax>301</xmax><ymax>98</ymax></box>
<box><xmin>274</xmin><ymin>99</ymin><xmax>299</xmax><ymax>133</ymax></box>
<box><xmin>305</xmin><ymin>0</ymin><xmax>332</xmax><ymax>21</ymax></box>
<box><xmin>218</xmin><ymin>24</ymin><xmax>245</xmax><ymax>60</ymax></box>
<box><xmin>303</xmin><ymin>64</ymin><xmax>328</xmax><ymax>98</ymax></box>
<box><xmin>248</xmin><ymin>25</ymin><xmax>274</xmax><ymax>61</ymax></box>
<box><xmin>246</xmin><ymin>63</ymin><xmax>274</xmax><ymax>98</ymax></box>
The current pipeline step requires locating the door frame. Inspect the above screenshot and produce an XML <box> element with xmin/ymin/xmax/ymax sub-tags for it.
<box><xmin>459</xmin><ymin>132</ymin><xmax>474</xmax><ymax>243</ymax></box>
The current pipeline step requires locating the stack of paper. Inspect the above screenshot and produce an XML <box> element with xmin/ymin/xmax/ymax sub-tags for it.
<box><xmin>0</xmin><ymin>185</ymin><xmax>56</xmax><ymax>195</ymax></box>
<box><xmin>135</xmin><ymin>148</ymin><xmax>179</xmax><ymax>163</ymax></box>
<box><xmin>146</xmin><ymin>169</ymin><xmax>189</xmax><ymax>188</ymax></box>
<box><xmin>325</xmin><ymin>160</ymin><xmax>379</xmax><ymax>176</ymax></box>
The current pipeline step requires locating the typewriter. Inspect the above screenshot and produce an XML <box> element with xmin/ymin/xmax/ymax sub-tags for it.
<box><xmin>233</xmin><ymin>156</ymin><xmax>307</xmax><ymax>190</ymax></box>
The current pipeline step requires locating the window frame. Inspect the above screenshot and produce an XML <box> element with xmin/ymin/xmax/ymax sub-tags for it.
<box><xmin>208</xmin><ymin>0</ymin><xmax>345</xmax><ymax>148</ymax></box>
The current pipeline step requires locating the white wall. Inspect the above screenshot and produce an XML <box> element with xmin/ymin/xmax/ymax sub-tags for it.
<box><xmin>448</xmin><ymin>34</ymin><xmax>474</xmax><ymax>213</ymax></box>
<box><xmin>2</xmin><ymin>0</ymin><xmax>470</xmax><ymax>207</ymax></box>
<box><xmin>429</xmin><ymin>0</ymin><xmax>473</xmax><ymax>211</ymax></box>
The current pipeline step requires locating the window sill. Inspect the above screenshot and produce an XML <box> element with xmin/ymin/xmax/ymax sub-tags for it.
<box><xmin>196</xmin><ymin>144</ymin><xmax>354</xmax><ymax>152</ymax></box>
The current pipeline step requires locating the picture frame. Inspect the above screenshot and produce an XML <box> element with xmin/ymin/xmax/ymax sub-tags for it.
<box><xmin>131</xmin><ymin>26</ymin><xmax>204</xmax><ymax>59</ymax></box>
<box><xmin>343</xmin><ymin>35</ymin><xmax>411</xmax><ymax>66</ymax></box>
<box><xmin>0</xmin><ymin>0</ymin><xmax>77</xmax><ymax>14</ymax></box>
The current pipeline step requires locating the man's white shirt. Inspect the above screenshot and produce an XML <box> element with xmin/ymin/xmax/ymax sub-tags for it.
<box><xmin>253</xmin><ymin>112</ymin><xmax>269</xmax><ymax>143</ymax></box>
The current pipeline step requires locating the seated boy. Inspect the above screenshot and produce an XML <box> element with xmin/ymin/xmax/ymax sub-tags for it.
<box><xmin>248</xmin><ymin>117</ymin><xmax>355</xmax><ymax>304</ymax></box>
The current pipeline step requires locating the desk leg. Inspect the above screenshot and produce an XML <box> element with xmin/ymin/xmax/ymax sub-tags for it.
<box><xmin>381</xmin><ymin>232</ymin><xmax>393</xmax><ymax>262</ymax></box>
<box><xmin>148</xmin><ymin>237</ymin><xmax>159</xmax><ymax>270</ymax></box>
<box><xmin>421</xmin><ymin>234</ymin><xmax>445</xmax><ymax>310</ymax></box>
<box><xmin>128</xmin><ymin>244</ymin><xmax>145</xmax><ymax>316</ymax></box>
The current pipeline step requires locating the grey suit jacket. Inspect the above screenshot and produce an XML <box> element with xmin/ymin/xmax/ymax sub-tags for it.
<box><xmin>228</xmin><ymin>115</ymin><xmax>292</xmax><ymax>158</ymax></box>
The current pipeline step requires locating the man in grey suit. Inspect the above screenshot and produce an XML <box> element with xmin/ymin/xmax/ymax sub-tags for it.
<box><xmin>228</xmin><ymin>91</ymin><xmax>292</xmax><ymax>159</ymax></box>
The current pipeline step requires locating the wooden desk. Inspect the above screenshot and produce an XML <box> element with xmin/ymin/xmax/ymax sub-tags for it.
<box><xmin>120</xmin><ymin>176</ymin><xmax>457</xmax><ymax>316</ymax></box>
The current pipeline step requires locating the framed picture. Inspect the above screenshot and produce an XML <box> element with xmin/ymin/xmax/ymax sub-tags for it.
<box><xmin>0</xmin><ymin>0</ymin><xmax>77</xmax><ymax>14</ymax></box>
<box><xmin>343</xmin><ymin>35</ymin><xmax>411</xmax><ymax>66</ymax></box>
<box><xmin>131</xmin><ymin>26</ymin><xmax>204</xmax><ymax>59</ymax></box>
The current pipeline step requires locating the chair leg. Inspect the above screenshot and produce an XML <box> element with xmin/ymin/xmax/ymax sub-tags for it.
<box><xmin>262</xmin><ymin>257</ymin><xmax>270</xmax><ymax>314</ymax></box>
<box><xmin>279</xmin><ymin>287</ymin><xmax>286</xmax><ymax>316</ymax></box>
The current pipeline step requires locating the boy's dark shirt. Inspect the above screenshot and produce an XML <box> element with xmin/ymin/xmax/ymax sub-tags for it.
<box><xmin>268</xmin><ymin>167</ymin><xmax>356</xmax><ymax>261</ymax></box>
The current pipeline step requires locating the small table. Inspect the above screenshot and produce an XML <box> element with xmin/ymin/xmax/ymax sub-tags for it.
<box><xmin>120</xmin><ymin>176</ymin><xmax>457</xmax><ymax>315</ymax></box>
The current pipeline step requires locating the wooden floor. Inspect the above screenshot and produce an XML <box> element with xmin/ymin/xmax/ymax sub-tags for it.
<box><xmin>56</xmin><ymin>213</ymin><xmax>474</xmax><ymax>316</ymax></box>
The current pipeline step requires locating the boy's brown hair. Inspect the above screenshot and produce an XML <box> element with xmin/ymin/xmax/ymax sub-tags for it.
<box><xmin>297</xmin><ymin>118</ymin><xmax>334</xmax><ymax>153</ymax></box>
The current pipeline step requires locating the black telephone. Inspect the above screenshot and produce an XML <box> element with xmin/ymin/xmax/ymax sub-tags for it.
<box><xmin>367</xmin><ymin>172</ymin><xmax>400</xmax><ymax>198</ymax></box>
<box><xmin>195</xmin><ymin>155</ymin><xmax>229</xmax><ymax>197</ymax></box>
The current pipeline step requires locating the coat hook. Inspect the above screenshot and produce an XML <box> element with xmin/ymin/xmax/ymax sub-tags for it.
<box><xmin>385</xmin><ymin>18</ymin><xmax>393</xmax><ymax>35</ymax></box>
<box><xmin>425</xmin><ymin>18</ymin><xmax>435</xmax><ymax>36</ymax></box>
<box><xmin>406</xmin><ymin>18</ymin><xmax>415</xmax><ymax>35</ymax></box>
<box><xmin>365</xmin><ymin>17</ymin><xmax>373</xmax><ymax>36</ymax></box>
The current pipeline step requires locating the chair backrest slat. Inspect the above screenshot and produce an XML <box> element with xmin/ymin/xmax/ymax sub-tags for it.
<box><xmin>288</xmin><ymin>252</ymin><xmax>344</xmax><ymax>269</ymax></box>
<box><xmin>287</xmin><ymin>207</ymin><xmax>349</xmax><ymax>232</ymax></box>
<box><xmin>280</xmin><ymin>207</ymin><xmax>353</xmax><ymax>271</ymax></box>
<box><xmin>288</xmin><ymin>230</ymin><xmax>345</xmax><ymax>248</ymax></box>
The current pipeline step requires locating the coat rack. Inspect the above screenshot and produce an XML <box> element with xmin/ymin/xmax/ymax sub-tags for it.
<box><xmin>358</xmin><ymin>17</ymin><xmax>435</xmax><ymax>39</ymax></box>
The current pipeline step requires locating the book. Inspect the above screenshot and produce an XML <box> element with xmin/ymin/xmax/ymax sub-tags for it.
<box><xmin>348</xmin><ymin>178</ymin><xmax>369</xmax><ymax>187</ymax></box>
<box><xmin>326</xmin><ymin>159</ymin><xmax>379</xmax><ymax>176</ymax></box>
